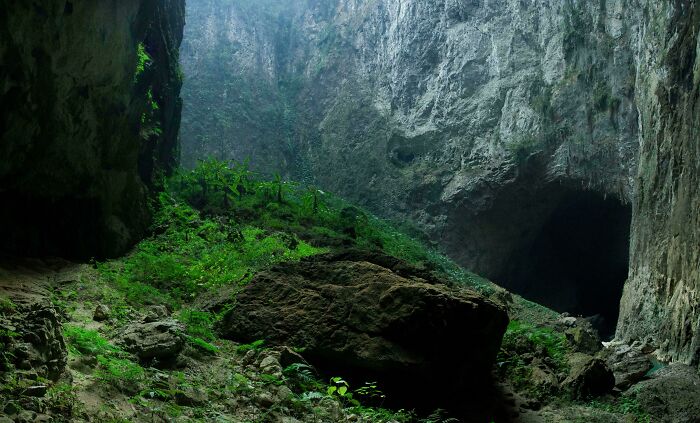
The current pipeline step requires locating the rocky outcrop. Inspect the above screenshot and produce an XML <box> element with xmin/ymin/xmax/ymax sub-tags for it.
<box><xmin>216</xmin><ymin>251</ymin><xmax>509</xmax><ymax>410</ymax></box>
<box><xmin>633</xmin><ymin>364</ymin><xmax>700</xmax><ymax>423</ymax></box>
<box><xmin>0</xmin><ymin>303</ymin><xmax>67</xmax><ymax>382</ymax></box>
<box><xmin>0</xmin><ymin>0</ymin><xmax>185</xmax><ymax>258</ymax></box>
<box><xmin>561</xmin><ymin>353</ymin><xmax>614</xmax><ymax>399</ymax></box>
<box><xmin>180</xmin><ymin>0</ymin><xmax>639</xmax><ymax>283</ymax></box>
<box><xmin>616</xmin><ymin>0</ymin><xmax>700</xmax><ymax>367</ymax></box>
<box><xmin>602</xmin><ymin>341</ymin><xmax>654</xmax><ymax>390</ymax></box>
<box><xmin>117</xmin><ymin>319</ymin><xmax>184</xmax><ymax>365</ymax></box>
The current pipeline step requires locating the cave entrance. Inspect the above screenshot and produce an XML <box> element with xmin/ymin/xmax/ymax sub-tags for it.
<box><xmin>501</xmin><ymin>190</ymin><xmax>631</xmax><ymax>339</ymax></box>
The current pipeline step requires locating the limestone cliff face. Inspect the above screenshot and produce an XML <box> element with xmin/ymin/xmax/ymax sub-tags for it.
<box><xmin>0</xmin><ymin>0</ymin><xmax>185</xmax><ymax>258</ymax></box>
<box><xmin>617</xmin><ymin>0</ymin><xmax>700</xmax><ymax>366</ymax></box>
<box><xmin>181</xmin><ymin>0</ymin><xmax>639</xmax><ymax>279</ymax></box>
<box><xmin>182</xmin><ymin>0</ymin><xmax>700</xmax><ymax>367</ymax></box>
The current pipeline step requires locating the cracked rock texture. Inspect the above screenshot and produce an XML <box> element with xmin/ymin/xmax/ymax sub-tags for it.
<box><xmin>616</xmin><ymin>0</ymin><xmax>700</xmax><ymax>368</ymax></box>
<box><xmin>0</xmin><ymin>0</ymin><xmax>185</xmax><ymax>258</ymax></box>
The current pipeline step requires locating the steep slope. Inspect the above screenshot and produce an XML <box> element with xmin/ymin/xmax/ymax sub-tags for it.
<box><xmin>617</xmin><ymin>0</ymin><xmax>700</xmax><ymax>366</ymax></box>
<box><xmin>0</xmin><ymin>0</ymin><xmax>185</xmax><ymax>259</ymax></box>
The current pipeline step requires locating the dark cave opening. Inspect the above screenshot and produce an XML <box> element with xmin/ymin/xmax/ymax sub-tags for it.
<box><xmin>501</xmin><ymin>190</ymin><xmax>632</xmax><ymax>339</ymax></box>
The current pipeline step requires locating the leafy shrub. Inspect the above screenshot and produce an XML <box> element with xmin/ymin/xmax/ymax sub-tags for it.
<box><xmin>63</xmin><ymin>326</ymin><xmax>121</xmax><ymax>356</ymax></box>
<box><xmin>497</xmin><ymin>320</ymin><xmax>569</xmax><ymax>400</ymax></box>
<box><xmin>0</xmin><ymin>296</ymin><xmax>16</xmax><ymax>315</ymax></box>
<box><xmin>186</xmin><ymin>336</ymin><xmax>218</xmax><ymax>354</ymax></box>
<box><xmin>327</xmin><ymin>376</ymin><xmax>350</xmax><ymax>398</ymax></box>
<box><xmin>179</xmin><ymin>309</ymin><xmax>215</xmax><ymax>341</ymax></box>
<box><xmin>45</xmin><ymin>383</ymin><xmax>80</xmax><ymax>416</ymax></box>
<box><xmin>283</xmin><ymin>363</ymin><xmax>321</xmax><ymax>393</ymax></box>
<box><xmin>135</xmin><ymin>42</ymin><xmax>151</xmax><ymax>79</ymax></box>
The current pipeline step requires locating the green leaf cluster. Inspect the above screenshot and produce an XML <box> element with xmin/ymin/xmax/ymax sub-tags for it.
<box><xmin>135</xmin><ymin>42</ymin><xmax>151</xmax><ymax>80</ymax></box>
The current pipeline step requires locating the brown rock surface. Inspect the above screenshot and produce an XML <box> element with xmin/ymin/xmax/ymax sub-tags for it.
<box><xmin>217</xmin><ymin>251</ymin><xmax>509</xmax><ymax>409</ymax></box>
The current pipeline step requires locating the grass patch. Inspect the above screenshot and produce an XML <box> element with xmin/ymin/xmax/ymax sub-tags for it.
<box><xmin>64</xmin><ymin>325</ymin><xmax>145</xmax><ymax>394</ymax></box>
<box><xmin>186</xmin><ymin>336</ymin><xmax>219</xmax><ymax>354</ymax></box>
<box><xmin>63</xmin><ymin>325</ymin><xmax>121</xmax><ymax>356</ymax></box>
<box><xmin>236</xmin><ymin>339</ymin><xmax>265</xmax><ymax>354</ymax></box>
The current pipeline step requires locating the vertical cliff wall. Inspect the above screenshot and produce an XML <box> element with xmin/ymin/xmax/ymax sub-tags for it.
<box><xmin>181</xmin><ymin>0</ymin><xmax>639</xmax><ymax>324</ymax></box>
<box><xmin>0</xmin><ymin>0</ymin><xmax>185</xmax><ymax>258</ymax></box>
<box><xmin>617</xmin><ymin>0</ymin><xmax>700</xmax><ymax>366</ymax></box>
<box><xmin>181</xmin><ymin>0</ymin><xmax>700</xmax><ymax>365</ymax></box>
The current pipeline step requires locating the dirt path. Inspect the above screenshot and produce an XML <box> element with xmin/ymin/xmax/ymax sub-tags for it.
<box><xmin>0</xmin><ymin>256</ymin><xmax>83</xmax><ymax>305</ymax></box>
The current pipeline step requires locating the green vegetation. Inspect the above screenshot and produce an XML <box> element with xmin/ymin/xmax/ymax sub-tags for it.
<box><xmin>134</xmin><ymin>42</ymin><xmax>163</xmax><ymax>139</ymax></box>
<box><xmin>26</xmin><ymin>159</ymin><xmax>506</xmax><ymax>421</ymax></box>
<box><xmin>63</xmin><ymin>325</ymin><xmax>145</xmax><ymax>394</ymax></box>
<box><xmin>135</xmin><ymin>42</ymin><xmax>152</xmax><ymax>80</ymax></box>
<box><xmin>497</xmin><ymin>320</ymin><xmax>569</xmax><ymax>400</ymax></box>
<box><xmin>64</xmin><ymin>325</ymin><xmax>121</xmax><ymax>356</ymax></box>
<box><xmin>96</xmin><ymin>158</ymin><xmax>491</xmax><ymax>320</ymax></box>
<box><xmin>95</xmin><ymin>355</ymin><xmax>145</xmax><ymax>392</ymax></box>
<box><xmin>45</xmin><ymin>383</ymin><xmax>81</xmax><ymax>417</ymax></box>
<box><xmin>236</xmin><ymin>339</ymin><xmax>266</xmax><ymax>354</ymax></box>
<box><xmin>0</xmin><ymin>326</ymin><xmax>19</xmax><ymax>370</ymax></box>
<box><xmin>186</xmin><ymin>335</ymin><xmax>219</xmax><ymax>354</ymax></box>
<box><xmin>0</xmin><ymin>296</ymin><xmax>16</xmax><ymax>315</ymax></box>
<box><xmin>179</xmin><ymin>309</ymin><xmax>216</xmax><ymax>340</ymax></box>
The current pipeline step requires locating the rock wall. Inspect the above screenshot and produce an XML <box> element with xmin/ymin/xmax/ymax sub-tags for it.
<box><xmin>617</xmin><ymin>0</ymin><xmax>700</xmax><ymax>366</ymax></box>
<box><xmin>181</xmin><ymin>0</ymin><xmax>700</xmax><ymax>366</ymax></box>
<box><xmin>180</xmin><ymin>0</ymin><xmax>639</xmax><ymax>281</ymax></box>
<box><xmin>0</xmin><ymin>0</ymin><xmax>185</xmax><ymax>259</ymax></box>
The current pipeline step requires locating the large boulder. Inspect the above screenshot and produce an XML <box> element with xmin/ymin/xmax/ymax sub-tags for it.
<box><xmin>602</xmin><ymin>342</ymin><xmax>653</xmax><ymax>390</ymax></box>
<box><xmin>562</xmin><ymin>353</ymin><xmax>615</xmax><ymax>399</ymax></box>
<box><xmin>117</xmin><ymin>320</ymin><xmax>184</xmax><ymax>366</ymax></box>
<box><xmin>217</xmin><ymin>251</ymin><xmax>509</xmax><ymax>409</ymax></box>
<box><xmin>632</xmin><ymin>364</ymin><xmax>700</xmax><ymax>423</ymax></box>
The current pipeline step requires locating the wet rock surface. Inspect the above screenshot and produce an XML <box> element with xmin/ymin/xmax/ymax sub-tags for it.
<box><xmin>615</xmin><ymin>0</ymin><xmax>700</xmax><ymax>370</ymax></box>
<box><xmin>602</xmin><ymin>341</ymin><xmax>654</xmax><ymax>390</ymax></box>
<box><xmin>217</xmin><ymin>250</ymin><xmax>509</xmax><ymax>410</ymax></box>
<box><xmin>0</xmin><ymin>260</ymin><xmax>73</xmax><ymax>382</ymax></box>
<box><xmin>559</xmin><ymin>316</ymin><xmax>603</xmax><ymax>355</ymax></box>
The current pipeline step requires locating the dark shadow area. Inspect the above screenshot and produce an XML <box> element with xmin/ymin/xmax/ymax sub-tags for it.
<box><xmin>0</xmin><ymin>192</ymin><xmax>103</xmax><ymax>260</ymax></box>
<box><xmin>501</xmin><ymin>190</ymin><xmax>631</xmax><ymax>338</ymax></box>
